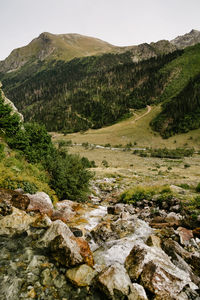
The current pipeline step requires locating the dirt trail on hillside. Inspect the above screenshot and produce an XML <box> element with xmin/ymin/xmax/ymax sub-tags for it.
<box><xmin>131</xmin><ymin>105</ymin><xmax>151</xmax><ymax>124</ymax></box>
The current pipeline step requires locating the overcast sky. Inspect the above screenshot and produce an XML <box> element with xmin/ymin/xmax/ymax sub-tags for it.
<box><xmin>0</xmin><ymin>0</ymin><xmax>200</xmax><ymax>60</ymax></box>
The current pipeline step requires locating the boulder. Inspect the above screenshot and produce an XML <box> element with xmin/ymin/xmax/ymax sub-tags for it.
<box><xmin>125</xmin><ymin>242</ymin><xmax>198</xmax><ymax>299</ymax></box>
<box><xmin>0</xmin><ymin>207</ymin><xmax>37</xmax><ymax>236</ymax></box>
<box><xmin>128</xmin><ymin>283</ymin><xmax>148</xmax><ymax>300</ymax></box>
<box><xmin>0</xmin><ymin>200</ymin><xmax>13</xmax><ymax>216</ymax></box>
<box><xmin>177</xmin><ymin>227</ymin><xmax>194</xmax><ymax>246</ymax></box>
<box><xmin>26</xmin><ymin>192</ymin><xmax>53</xmax><ymax>216</ymax></box>
<box><xmin>96</xmin><ymin>263</ymin><xmax>133</xmax><ymax>299</ymax></box>
<box><xmin>146</xmin><ymin>235</ymin><xmax>161</xmax><ymax>248</ymax></box>
<box><xmin>75</xmin><ymin>237</ymin><xmax>94</xmax><ymax>267</ymax></box>
<box><xmin>66</xmin><ymin>264</ymin><xmax>97</xmax><ymax>286</ymax></box>
<box><xmin>0</xmin><ymin>188</ymin><xmax>30</xmax><ymax>210</ymax></box>
<box><xmin>37</xmin><ymin>220</ymin><xmax>93</xmax><ymax>267</ymax></box>
<box><xmin>37</xmin><ymin>220</ymin><xmax>83</xmax><ymax>266</ymax></box>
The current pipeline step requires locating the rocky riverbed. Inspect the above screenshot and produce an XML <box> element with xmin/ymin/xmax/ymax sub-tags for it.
<box><xmin>0</xmin><ymin>185</ymin><xmax>200</xmax><ymax>300</ymax></box>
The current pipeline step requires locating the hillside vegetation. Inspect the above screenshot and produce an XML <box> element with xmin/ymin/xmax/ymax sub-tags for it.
<box><xmin>0</xmin><ymin>50</ymin><xmax>182</xmax><ymax>132</ymax></box>
<box><xmin>0</xmin><ymin>88</ymin><xmax>93</xmax><ymax>201</ymax></box>
<box><xmin>152</xmin><ymin>44</ymin><xmax>200</xmax><ymax>137</ymax></box>
<box><xmin>0</xmin><ymin>32</ymin><xmax>200</xmax><ymax>137</ymax></box>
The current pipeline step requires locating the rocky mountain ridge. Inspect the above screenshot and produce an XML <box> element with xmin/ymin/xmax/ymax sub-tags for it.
<box><xmin>171</xmin><ymin>29</ymin><xmax>200</xmax><ymax>49</ymax></box>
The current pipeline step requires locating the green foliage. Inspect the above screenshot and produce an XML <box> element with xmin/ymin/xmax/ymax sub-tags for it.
<box><xmin>0</xmin><ymin>92</ymin><xmax>93</xmax><ymax>201</ymax></box>
<box><xmin>7</xmin><ymin>122</ymin><xmax>53</xmax><ymax>164</ymax></box>
<box><xmin>196</xmin><ymin>183</ymin><xmax>200</xmax><ymax>193</ymax></box>
<box><xmin>1</xmin><ymin>178</ymin><xmax>38</xmax><ymax>194</ymax></box>
<box><xmin>0</xmin><ymin>143</ymin><xmax>5</xmax><ymax>161</ymax></box>
<box><xmin>81</xmin><ymin>157</ymin><xmax>96</xmax><ymax>168</ymax></box>
<box><xmin>0</xmin><ymin>50</ymin><xmax>181</xmax><ymax>133</ymax></box>
<box><xmin>102</xmin><ymin>159</ymin><xmax>109</xmax><ymax>168</ymax></box>
<box><xmin>178</xmin><ymin>183</ymin><xmax>190</xmax><ymax>190</ymax></box>
<box><xmin>151</xmin><ymin>45</ymin><xmax>200</xmax><ymax>137</ymax></box>
<box><xmin>45</xmin><ymin>150</ymin><xmax>93</xmax><ymax>201</ymax></box>
<box><xmin>0</xmin><ymin>91</ymin><xmax>21</xmax><ymax>137</ymax></box>
<box><xmin>120</xmin><ymin>186</ymin><xmax>155</xmax><ymax>204</ymax></box>
<box><xmin>120</xmin><ymin>185</ymin><xmax>172</xmax><ymax>205</ymax></box>
<box><xmin>134</xmin><ymin>147</ymin><xmax>194</xmax><ymax>159</ymax></box>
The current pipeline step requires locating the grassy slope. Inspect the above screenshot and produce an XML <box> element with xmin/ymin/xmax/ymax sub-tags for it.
<box><xmin>52</xmin><ymin>105</ymin><xmax>200</xmax><ymax>149</ymax></box>
<box><xmin>52</xmin><ymin>109</ymin><xmax>200</xmax><ymax>190</ymax></box>
<box><xmin>159</xmin><ymin>43</ymin><xmax>200</xmax><ymax>101</ymax></box>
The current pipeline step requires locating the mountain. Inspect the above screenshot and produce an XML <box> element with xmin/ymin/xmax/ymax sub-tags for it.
<box><xmin>171</xmin><ymin>29</ymin><xmax>200</xmax><ymax>49</ymax></box>
<box><xmin>0</xmin><ymin>32</ymin><xmax>177</xmax><ymax>74</ymax></box>
<box><xmin>0</xmin><ymin>30</ymin><xmax>200</xmax><ymax>137</ymax></box>
<box><xmin>0</xmin><ymin>32</ymin><xmax>117</xmax><ymax>73</ymax></box>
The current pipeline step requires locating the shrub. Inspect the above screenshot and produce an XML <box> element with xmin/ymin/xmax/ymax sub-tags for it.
<box><xmin>0</xmin><ymin>143</ymin><xmax>5</xmax><ymax>161</ymax></box>
<box><xmin>102</xmin><ymin>159</ymin><xmax>109</xmax><ymax>168</ymax></box>
<box><xmin>45</xmin><ymin>150</ymin><xmax>93</xmax><ymax>201</ymax></box>
<box><xmin>196</xmin><ymin>183</ymin><xmax>200</xmax><ymax>193</ymax></box>
<box><xmin>120</xmin><ymin>186</ymin><xmax>155</xmax><ymax>204</ymax></box>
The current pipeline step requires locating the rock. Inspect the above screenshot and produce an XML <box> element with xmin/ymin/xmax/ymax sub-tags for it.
<box><xmin>10</xmin><ymin>193</ymin><xmax>30</xmax><ymax>210</ymax></box>
<box><xmin>165</xmin><ymin>212</ymin><xmax>182</xmax><ymax>224</ymax></box>
<box><xmin>125</xmin><ymin>242</ymin><xmax>198</xmax><ymax>299</ymax></box>
<box><xmin>51</xmin><ymin>207</ymin><xmax>76</xmax><ymax>223</ymax></box>
<box><xmin>0</xmin><ymin>188</ymin><xmax>30</xmax><ymax>210</ymax></box>
<box><xmin>30</xmin><ymin>214</ymin><xmax>52</xmax><ymax>229</ymax></box>
<box><xmin>177</xmin><ymin>227</ymin><xmax>194</xmax><ymax>246</ymax></box>
<box><xmin>128</xmin><ymin>283</ymin><xmax>148</xmax><ymax>300</ymax></box>
<box><xmin>37</xmin><ymin>220</ymin><xmax>94</xmax><ymax>267</ymax></box>
<box><xmin>0</xmin><ymin>207</ymin><xmax>37</xmax><ymax>236</ymax></box>
<box><xmin>75</xmin><ymin>237</ymin><xmax>94</xmax><ymax>267</ymax></box>
<box><xmin>193</xmin><ymin>228</ymin><xmax>200</xmax><ymax>238</ymax></box>
<box><xmin>146</xmin><ymin>235</ymin><xmax>161</xmax><ymax>248</ymax></box>
<box><xmin>69</xmin><ymin>227</ymin><xmax>83</xmax><ymax>237</ymax></box>
<box><xmin>66</xmin><ymin>264</ymin><xmax>97</xmax><ymax>287</ymax></box>
<box><xmin>0</xmin><ymin>200</ymin><xmax>13</xmax><ymax>216</ymax></box>
<box><xmin>96</xmin><ymin>263</ymin><xmax>133</xmax><ymax>299</ymax></box>
<box><xmin>26</xmin><ymin>192</ymin><xmax>53</xmax><ymax>216</ymax></box>
<box><xmin>91</xmin><ymin>221</ymin><xmax>119</xmax><ymax>244</ymax></box>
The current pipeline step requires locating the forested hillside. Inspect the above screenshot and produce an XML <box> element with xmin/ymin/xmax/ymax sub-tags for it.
<box><xmin>1</xmin><ymin>32</ymin><xmax>200</xmax><ymax>137</ymax></box>
<box><xmin>0</xmin><ymin>87</ymin><xmax>92</xmax><ymax>201</ymax></box>
<box><xmin>151</xmin><ymin>43</ymin><xmax>200</xmax><ymax>137</ymax></box>
<box><xmin>0</xmin><ymin>50</ymin><xmax>182</xmax><ymax>132</ymax></box>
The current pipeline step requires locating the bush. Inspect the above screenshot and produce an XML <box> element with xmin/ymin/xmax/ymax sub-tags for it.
<box><xmin>102</xmin><ymin>159</ymin><xmax>109</xmax><ymax>168</ymax></box>
<box><xmin>0</xmin><ymin>143</ymin><xmax>5</xmax><ymax>161</ymax></box>
<box><xmin>45</xmin><ymin>150</ymin><xmax>93</xmax><ymax>201</ymax></box>
<box><xmin>196</xmin><ymin>183</ymin><xmax>200</xmax><ymax>193</ymax></box>
<box><xmin>120</xmin><ymin>186</ymin><xmax>155</xmax><ymax>204</ymax></box>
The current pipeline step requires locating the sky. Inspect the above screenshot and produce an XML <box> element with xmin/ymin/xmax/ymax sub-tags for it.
<box><xmin>0</xmin><ymin>0</ymin><xmax>200</xmax><ymax>60</ymax></box>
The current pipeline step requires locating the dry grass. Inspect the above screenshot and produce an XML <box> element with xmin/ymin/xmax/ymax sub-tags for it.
<box><xmin>51</xmin><ymin>105</ymin><xmax>200</xmax><ymax>149</ymax></box>
<box><xmin>51</xmin><ymin>107</ymin><xmax>200</xmax><ymax>189</ymax></box>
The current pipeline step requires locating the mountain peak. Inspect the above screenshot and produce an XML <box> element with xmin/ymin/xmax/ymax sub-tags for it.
<box><xmin>171</xmin><ymin>29</ymin><xmax>200</xmax><ymax>49</ymax></box>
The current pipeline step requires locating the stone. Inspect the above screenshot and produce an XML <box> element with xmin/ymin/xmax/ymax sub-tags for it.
<box><xmin>66</xmin><ymin>264</ymin><xmax>97</xmax><ymax>287</ymax></box>
<box><xmin>31</xmin><ymin>214</ymin><xmax>52</xmax><ymax>229</ymax></box>
<box><xmin>51</xmin><ymin>207</ymin><xmax>75</xmax><ymax>223</ymax></box>
<box><xmin>96</xmin><ymin>263</ymin><xmax>133</xmax><ymax>299</ymax></box>
<box><xmin>0</xmin><ymin>200</ymin><xmax>13</xmax><ymax>216</ymax></box>
<box><xmin>0</xmin><ymin>207</ymin><xmax>37</xmax><ymax>236</ymax></box>
<box><xmin>125</xmin><ymin>242</ymin><xmax>198</xmax><ymax>299</ymax></box>
<box><xmin>177</xmin><ymin>227</ymin><xmax>194</xmax><ymax>246</ymax></box>
<box><xmin>37</xmin><ymin>220</ymin><xmax>84</xmax><ymax>267</ymax></box>
<box><xmin>74</xmin><ymin>237</ymin><xmax>94</xmax><ymax>267</ymax></box>
<box><xmin>26</xmin><ymin>192</ymin><xmax>53</xmax><ymax>216</ymax></box>
<box><xmin>91</xmin><ymin>221</ymin><xmax>119</xmax><ymax>244</ymax></box>
<box><xmin>146</xmin><ymin>235</ymin><xmax>161</xmax><ymax>248</ymax></box>
<box><xmin>69</xmin><ymin>227</ymin><xmax>83</xmax><ymax>237</ymax></box>
<box><xmin>0</xmin><ymin>188</ymin><xmax>30</xmax><ymax>210</ymax></box>
<box><xmin>128</xmin><ymin>283</ymin><xmax>148</xmax><ymax>300</ymax></box>
<box><xmin>11</xmin><ymin>193</ymin><xmax>30</xmax><ymax>211</ymax></box>
<box><xmin>193</xmin><ymin>228</ymin><xmax>200</xmax><ymax>238</ymax></box>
